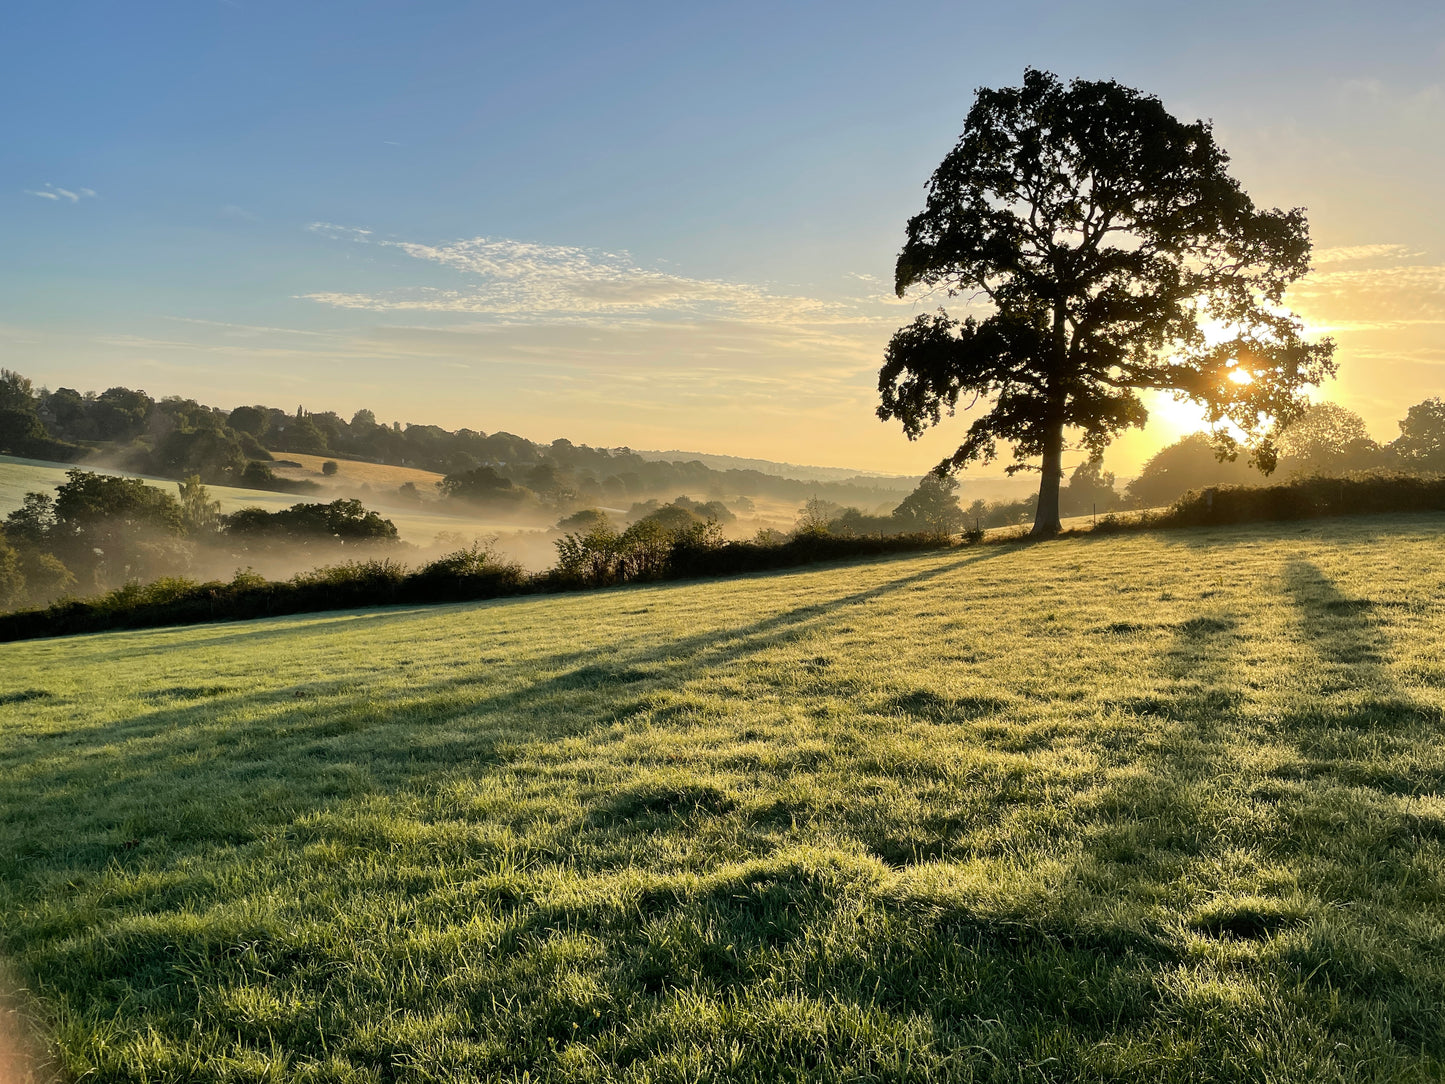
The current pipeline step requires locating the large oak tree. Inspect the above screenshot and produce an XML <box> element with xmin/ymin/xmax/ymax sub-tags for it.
<box><xmin>878</xmin><ymin>69</ymin><xmax>1336</xmax><ymax>536</ymax></box>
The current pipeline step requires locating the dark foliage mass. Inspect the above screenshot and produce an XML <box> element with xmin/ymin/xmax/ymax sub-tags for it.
<box><xmin>226</xmin><ymin>499</ymin><xmax>399</xmax><ymax>544</ymax></box>
<box><xmin>1159</xmin><ymin>472</ymin><xmax>1445</xmax><ymax>527</ymax></box>
<box><xmin>879</xmin><ymin>70</ymin><xmax>1335</xmax><ymax>536</ymax></box>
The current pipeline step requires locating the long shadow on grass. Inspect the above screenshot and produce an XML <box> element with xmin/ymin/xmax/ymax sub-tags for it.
<box><xmin>0</xmin><ymin>549</ymin><xmax>1006</xmax><ymax>882</ymax></box>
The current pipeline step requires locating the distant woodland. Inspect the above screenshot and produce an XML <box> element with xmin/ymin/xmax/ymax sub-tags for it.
<box><xmin>0</xmin><ymin>368</ymin><xmax>915</xmax><ymax>511</ymax></box>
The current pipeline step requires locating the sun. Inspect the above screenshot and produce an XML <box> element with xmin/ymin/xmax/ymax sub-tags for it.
<box><xmin>1143</xmin><ymin>390</ymin><xmax>1210</xmax><ymax>442</ymax></box>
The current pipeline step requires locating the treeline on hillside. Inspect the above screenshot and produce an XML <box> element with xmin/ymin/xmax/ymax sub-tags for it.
<box><xmin>0</xmin><ymin>368</ymin><xmax>912</xmax><ymax>512</ymax></box>
<box><xmin>0</xmin><ymin>470</ymin><xmax>399</xmax><ymax>611</ymax></box>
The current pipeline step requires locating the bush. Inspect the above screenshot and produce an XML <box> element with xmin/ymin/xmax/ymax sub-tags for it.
<box><xmin>408</xmin><ymin>545</ymin><xmax>527</xmax><ymax>602</ymax></box>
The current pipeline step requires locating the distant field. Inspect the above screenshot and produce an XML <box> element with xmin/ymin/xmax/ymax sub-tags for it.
<box><xmin>267</xmin><ymin>452</ymin><xmax>448</xmax><ymax>495</ymax></box>
<box><xmin>2</xmin><ymin>516</ymin><xmax>1443</xmax><ymax>1081</ymax></box>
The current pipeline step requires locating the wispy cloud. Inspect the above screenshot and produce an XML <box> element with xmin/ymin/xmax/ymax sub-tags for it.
<box><xmin>1313</xmin><ymin>243</ymin><xmax>1422</xmax><ymax>265</ymax></box>
<box><xmin>1292</xmin><ymin>261</ymin><xmax>1445</xmax><ymax>329</ymax></box>
<box><xmin>301</xmin><ymin>227</ymin><xmax>878</xmax><ymax>325</ymax></box>
<box><xmin>24</xmin><ymin>183</ymin><xmax>96</xmax><ymax>203</ymax></box>
<box><xmin>162</xmin><ymin>315</ymin><xmax>334</xmax><ymax>338</ymax></box>
<box><xmin>308</xmin><ymin>222</ymin><xmax>373</xmax><ymax>242</ymax></box>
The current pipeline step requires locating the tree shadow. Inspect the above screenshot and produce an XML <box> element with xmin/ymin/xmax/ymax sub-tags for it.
<box><xmin>0</xmin><ymin>549</ymin><xmax>1009</xmax><ymax>884</ymax></box>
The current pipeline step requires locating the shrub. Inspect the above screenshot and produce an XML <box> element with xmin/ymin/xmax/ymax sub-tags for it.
<box><xmin>408</xmin><ymin>544</ymin><xmax>527</xmax><ymax>602</ymax></box>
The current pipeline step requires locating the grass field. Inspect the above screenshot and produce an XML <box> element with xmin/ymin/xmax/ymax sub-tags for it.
<box><xmin>267</xmin><ymin>453</ymin><xmax>446</xmax><ymax>495</ymax></box>
<box><xmin>2</xmin><ymin>515</ymin><xmax>1443</xmax><ymax>1082</ymax></box>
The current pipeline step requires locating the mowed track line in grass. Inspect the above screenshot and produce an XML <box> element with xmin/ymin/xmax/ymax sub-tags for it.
<box><xmin>1</xmin><ymin>516</ymin><xmax>1443</xmax><ymax>1083</ymax></box>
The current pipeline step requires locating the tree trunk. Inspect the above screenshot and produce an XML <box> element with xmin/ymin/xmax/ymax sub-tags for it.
<box><xmin>1031</xmin><ymin>421</ymin><xmax>1065</xmax><ymax>537</ymax></box>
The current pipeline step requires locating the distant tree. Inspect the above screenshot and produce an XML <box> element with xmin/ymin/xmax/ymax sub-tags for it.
<box><xmin>525</xmin><ymin>462</ymin><xmax>562</xmax><ymax>495</ymax></box>
<box><xmin>0</xmin><ymin>533</ymin><xmax>24</xmax><ymax>610</ymax></box>
<box><xmin>1060</xmin><ymin>458</ymin><xmax>1122</xmax><ymax>516</ymax></box>
<box><xmin>40</xmin><ymin>388</ymin><xmax>95</xmax><ymax>441</ymax></box>
<box><xmin>227</xmin><ymin>405</ymin><xmax>271</xmax><ymax>437</ymax></box>
<box><xmin>439</xmin><ymin>466</ymin><xmax>521</xmax><ymax>504</ymax></box>
<box><xmin>878</xmin><ymin>69</ymin><xmax>1335</xmax><ymax>536</ymax></box>
<box><xmin>51</xmin><ymin>470</ymin><xmax>183</xmax><ymax>536</ymax></box>
<box><xmin>17</xmin><ymin>550</ymin><xmax>75</xmax><ymax>606</ymax></box>
<box><xmin>321</xmin><ymin>460</ymin><xmax>340</xmax><ymax>476</ymax></box>
<box><xmin>829</xmin><ymin>507</ymin><xmax>899</xmax><ymax>536</ymax></box>
<box><xmin>0</xmin><ymin>369</ymin><xmax>36</xmax><ymax>412</ymax></box>
<box><xmin>1276</xmin><ymin>402</ymin><xmax>1379</xmax><ymax>475</ymax></box>
<box><xmin>4</xmin><ymin>492</ymin><xmax>57</xmax><ymax>546</ymax></box>
<box><xmin>1391</xmin><ymin>397</ymin><xmax>1445</xmax><ymax>470</ymax></box>
<box><xmin>671</xmin><ymin>495</ymin><xmax>736</xmax><ymax>525</ymax></box>
<box><xmin>556</xmin><ymin>508</ymin><xmax>612</xmax><ymax>534</ymax></box>
<box><xmin>147</xmin><ymin>426</ymin><xmax>247</xmax><ymax>482</ymax></box>
<box><xmin>177</xmin><ymin>476</ymin><xmax>222</xmax><ymax>536</ymax></box>
<box><xmin>795</xmin><ymin>497</ymin><xmax>843</xmax><ymax>535</ymax></box>
<box><xmin>13</xmin><ymin>470</ymin><xmax>189</xmax><ymax>588</ymax></box>
<box><xmin>639</xmin><ymin>504</ymin><xmax>704</xmax><ymax>534</ymax></box>
<box><xmin>1125</xmin><ymin>432</ymin><xmax>1259</xmax><ymax>508</ymax></box>
<box><xmin>0</xmin><ymin>408</ymin><xmax>51</xmax><ymax>457</ymax></box>
<box><xmin>275</xmin><ymin>414</ymin><xmax>329</xmax><ymax>455</ymax></box>
<box><xmin>226</xmin><ymin>499</ymin><xmax>398</xmax><ymax>544</ymax></box>
<box><xmin>892</xmin><ymin>474</ymin><xmax>966</xmax><ymax>533</ymax></box>
<box><xmin>92</xmin><ymin>386</ymin><xmax>154</xmax><ymax>441</ymax></box>
<box><xmin>240</xmin><ymin>461</ymin><xmax>279</xmax><ymax>489</ymax></box>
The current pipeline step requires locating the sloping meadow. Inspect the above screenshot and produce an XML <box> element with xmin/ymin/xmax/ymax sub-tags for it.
<box><xmin>1</xmin><ymin>515</ymin><xmax>1443</xmax><ymax>1082</ymax></box>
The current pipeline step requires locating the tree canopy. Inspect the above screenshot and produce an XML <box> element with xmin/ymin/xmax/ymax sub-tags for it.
<box><xmin>878</xmin><ymin>69</ymin><xmax>1336</xmax><ymax>535</ymax></box>
<box><xmin>1275</xmin><ymin>402</ymin><xmax>1378</xmax><ymax>474</ymax></box>
<box><xmin>1393</xmin><ymin>397</ymin><xmax>1445</xmax><ymax>470</ymax></box>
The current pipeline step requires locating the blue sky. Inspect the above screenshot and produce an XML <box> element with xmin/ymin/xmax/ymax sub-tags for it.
<box><xmin>4</xmin><ymin>1</ymin><xmax>1443</xmax><ymax>473</ymax></box>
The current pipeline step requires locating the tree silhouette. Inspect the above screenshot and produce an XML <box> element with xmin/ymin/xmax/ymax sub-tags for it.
<box><xmin>1392</xmin><ymin>397</ymin><xmax>1445</xmax><ymax>470</ymax></box>
<box><xmin>878</xmin><ymin>69</ymin><xmax>1336</xmax><ymax>536</ymax></box>
<box><xmin>1276</xmin><ymin>402</ymin><xmax>1378</xmax><ymax>474</ymax></box>
<box><xmin>892</xmin><ymin>474</ymin><xmax>966</xmax><ymax>534</ymax></box>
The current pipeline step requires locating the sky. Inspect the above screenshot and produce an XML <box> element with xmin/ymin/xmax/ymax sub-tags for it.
<box><xmin>3</xmin><ymin>0</ymin><xmax>1442</xmax><ymax>477</ymax></box>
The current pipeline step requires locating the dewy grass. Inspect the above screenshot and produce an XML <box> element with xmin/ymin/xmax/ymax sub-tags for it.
<box><xmin>1</xmin><ymin>514</ymin><xmax>1442</xmax><ymax>1082</ymax></box>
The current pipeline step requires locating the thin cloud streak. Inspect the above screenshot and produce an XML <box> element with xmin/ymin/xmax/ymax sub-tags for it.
<box><xmin>302</xmin><ymin>227</ymin><xmax>892</xmax><ymax>326</ymax></box>
<box><xmin>24</xmin><ymin>183</ymin><xmax>96</xmax><ymax>203</ymax></box>
<box><xmin>1313</xmin><ymin>243</ymin><xmax>1422</xmax><ymax>265</ymax></box>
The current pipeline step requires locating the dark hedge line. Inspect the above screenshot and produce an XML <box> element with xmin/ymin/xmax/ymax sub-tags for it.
<box><xmin>1158</xmin><ymin>471</ymin><xmax>1445</xmax><ymax>527</ymax></box>
<box><xmin>0</xmin><ymin>531</ymin><xmax>960</xmax><ymax>643</ymax></box>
